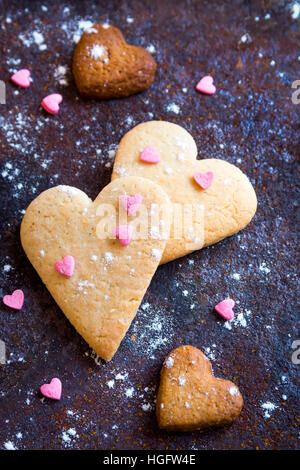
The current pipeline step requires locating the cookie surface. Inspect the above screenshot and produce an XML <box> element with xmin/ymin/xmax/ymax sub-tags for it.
<box><xmin>156</xmin><ymin>345</ymin><xmax>243</xmax><ymax>431</ymax></box>
<box><xmin>21</xmin><ymin>177</ymin><xmax>170</xmax><ymax>361</ymax></box>
<box><xmin>73</xmin><ymin>24</ymin><xmax>157</xmax><ymax>99</ymax></box>
<box><xmin>112</xmin><ymin>121</ymin><xmax>257</xmax><ymax>264</ymax></box>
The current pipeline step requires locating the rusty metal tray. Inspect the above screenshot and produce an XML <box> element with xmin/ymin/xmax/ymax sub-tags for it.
<box><xmin>0</xmin><ymin>0</ymin><xmax>299</xmax><ymax>450</ymax></box>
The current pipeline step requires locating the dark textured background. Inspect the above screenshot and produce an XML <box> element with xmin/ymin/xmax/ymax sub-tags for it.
<box><xmin>0</xmin><ymin>0</ymin><xmax>299</xmax><ymax>450</ymax></box>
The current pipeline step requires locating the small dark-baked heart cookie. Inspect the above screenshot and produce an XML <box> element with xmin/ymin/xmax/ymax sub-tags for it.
<box><xmin>72</xmin><ymin>24</ymin><xmax>157</xmax><ymax>99</ymax></box>
<box><xmin>156</xmin><ymin>345</ymin><xmax>244</xmax><ymax>431</ymax></box>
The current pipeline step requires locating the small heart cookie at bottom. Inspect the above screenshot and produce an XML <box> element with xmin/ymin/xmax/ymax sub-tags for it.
<box><xmin>21</xmin><ymin>177</ymin><xmax>171</xmax><ymax>361</ymax></box>
<box><xmin>112</xmin><ymin>121</ymin><xmax>257</xmax><ymax>264</ymax></box>
<box><xmin>156</xmin><ymin>345</ymin><xmax>243</xmax><ymax>431</ymax></box>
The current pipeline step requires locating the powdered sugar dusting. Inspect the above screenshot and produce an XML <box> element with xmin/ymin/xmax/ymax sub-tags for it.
<box><xmin>60</xmin><ymin>428</ymin><xmax>79</xmax><ymax>448</ymax></box>
<box><xmin>166</xmin><ymin>103</ymin><xmax>180</xmax><ymax>114</ymax></box>
<box><xmin>20</xmin><ymin>30</ymin><xmax>47</xmax><ymax>51</ymax></box>
<box><xmin>54</xmin><ymin>65</ymin><xmax>68</xmax><ymax>86</ymax></box>
<box><xmin>125</xmin><ymin>387</ymin><xmax>134</xmax><ymax>397</ymax></box>
<box><xmin>107</xmin><ymin>379</ymin><xmax>115</xmax><ymax>389</ymax></box>
<box><xmin>259</xmin><ymin>261</ymin><xmax>271</xmax><ymax>274</ymax></box>
<box><xmin>229</xmin><ymin>386</ymin><xmax>239</xmax><ymax>396</ymax></box>
<box><xmin>72</xmin><ymin>20</ymin><xmax>95</xmax><ymax>43</ymax></box>
<box><xmin>130</xmin><ymin>302</ymin><xmax>176</xmax><ymax>359</ymax></box>
<box><xmin>104</xmin><ymin>252</ymin><xmax>114</xmax><ymax>264</ymax></box>
<box><xmin>178</xmin><ymin>375</ymin><xmax>186</xmax><ymax>386</ymax></box>
<box><xmin>90</xmin><ymin>44</ymin><xmax>108</xmax><ymax>63</ymax></box>
<box><xmin>223</xmin><ymin>309</ymin><xmax>252</xmax><ymax>330</ymax></box>
<box><xmin>164</xmin><ymin>355</ymin><xmax>174</xmax><ymax>369</ymax></box>
<box><xmin>151</xmin><ymin>248</ymin><xmax>162</xmax><ymax>261</ymax></box>
<box><xmin>4</xmin><ymin>441</ymin><xmax>17</xmax><ymax>450</ymax></box>
<box><xmin>85</xmin><ymin>27</ymin><xmax>98</xmax><ymax>34</ymax></box>
<box><xmin>146</xmin><ymin>44</ymin><xmax>156</xmax><ymax>54</ymax></box>
<box><xmin>57</xmin><ymin>185</ymin><xmax>80</xmax><ymax>197</ymax></box>
<box><xmin>290</xmin><ymin>2</ymin><xmax>300</xmax><ymax>19</ymax></box>
<box><xmin>261</xmin><ymin>401</ymin><xmax>278</xmax><ymax>419</ymax></box>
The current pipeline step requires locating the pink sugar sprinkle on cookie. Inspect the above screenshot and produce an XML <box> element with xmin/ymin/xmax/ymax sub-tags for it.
<box><xmin>54</xmin><ymin>255</ymin><xmax>75</xmax><ymax>277</ymax></box>
<box><xmin>120</xmin><ymin>194</ymin><xmax>143</xmax><ymax>215</ymax></box>
<box><xmin>41</xmin><ymin>93</ymin><xmax>63</xmax><ymax>114</ymax></box>
<box><xmin>3</xmin><ymin>289</ymin><xmax>24</xmax><ymax>310</ymax></box>
<box><xmin>194</xmin><ymin>171</ymin><xmax>214</xmax><ymax>189</ymax></box>
<box><xmin>40</xmin><ymin>378</ymin><xmax>62</xmax><ymax>400</ymax></box>
<box><xmin>215</xmin><ymin>298</ymin><xmax>235</xmax><ymax>320</ymax></box>
<box><xmin>140</xmin><ymin>146</ymin><xmax>161</xmax><ymax>164</ymax></box>
<box><xmin>113</xmin><ymin>224</ymin><xmax>133</xmax><ymax>246</ymax></box>
<box><xmin>11</xmin><ymin>69</ymin><xmax>31</xmax><ymax>88</ymax></box>
<box><xmin>196</xmin><ymin>76</ymin><xmax>216</xmax><ymax>95</ymax></box>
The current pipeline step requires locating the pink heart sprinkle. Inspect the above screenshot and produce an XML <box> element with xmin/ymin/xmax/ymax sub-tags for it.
<box><xmin>3</xmin><ymin>289</ymin><xmax>24</xmax><ymax>310</ymax></box>
<box><xmin>215</xmin><ymin>298</ymin><xmax>235</xmax><ymax>321</ymax></box>
<box><xmin>140</xmin><ymin>146</ymin><xmax>161</xmax><ymax>164</ymax></box>
<box><xmin>41</xmin><ymin>93</ymin><xmax>63</xmax><ymax>114</ymax></box>
<box><xmin>11</xmin><ymin>69</ymin><xmax>31</xmax><ymax>88</ymax></box>
<box><xmin>54</xmin><ymin>255</ymin><xmax>75</xmax><ymax>277</ymax></box>
<box><xmin>40</xmin><ymin>378</ymin><xmax>62</xmax><ymax>400</ymax></box>
<box><xmin>113</xmin><ymin>225</ymin><xmax>133</xmax><ymax>246</ymax></box>
<box><xmin>196</xmin><ymin>76</ymin><xmax>216</xmax><ymax>95</ymax></box>
<box><xmin>120</xmin><ymin>194</ymin><xmax>143</xmax><ymax>216</ymax></box>
<box><xmin>194</xmin><ymin>171</ymin><xmax>214</xmax><ymax>189</ymax></box>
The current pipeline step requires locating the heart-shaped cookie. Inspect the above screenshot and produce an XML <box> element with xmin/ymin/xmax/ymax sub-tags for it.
<box><xmin>112</xmin><ymin>121</ymin><xmax>257</xmax><ymax>264</ymax></box>
<box><xmin>156</xmin><ymin>345</ymin><xmax>243</xmax><ymax>431</ymax></box>
<box><xmin>21</xmin><ymin>177</ymin><xmax>170</xmax><ymax>361</ymax></box>
<box><xmin>72</xmin><ymin>24</ymin><xmax>157</xmax><ymax>99</ymax></box>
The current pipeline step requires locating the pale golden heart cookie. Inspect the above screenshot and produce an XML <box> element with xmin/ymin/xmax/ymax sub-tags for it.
<box><xmin>112</xmin><ymin>121</ymin><xmax>257</xmax><ymax>264</ymax></box>
<box><xmin>21</xmin><ymin>177</ymin><xmax>171</xmax><ymax>361</ymax></box>
<box><xmin>156</xmin><ymin>345</ymin><xmax>243</xmax><ymax>431</ymax></box>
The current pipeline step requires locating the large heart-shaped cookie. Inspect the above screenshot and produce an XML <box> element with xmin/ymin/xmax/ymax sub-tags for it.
<box><xmin>72</xmin><ymin>24</ymin><xmax>157</xmax><ymax>99</ymax></box>
<box><xmin>21</xmin><ymin>177</ymin><xmax>170</xmax><ymax>361</ymax></box>
<box><xmin>112</xmin><ymin>121</ymin><xmax>257</xmax><ymax>264</ymax></box>
<box><xmin>156</xmin><ymin>345</ymin><xmax>243</xmax><ymax>431</ymax></box>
